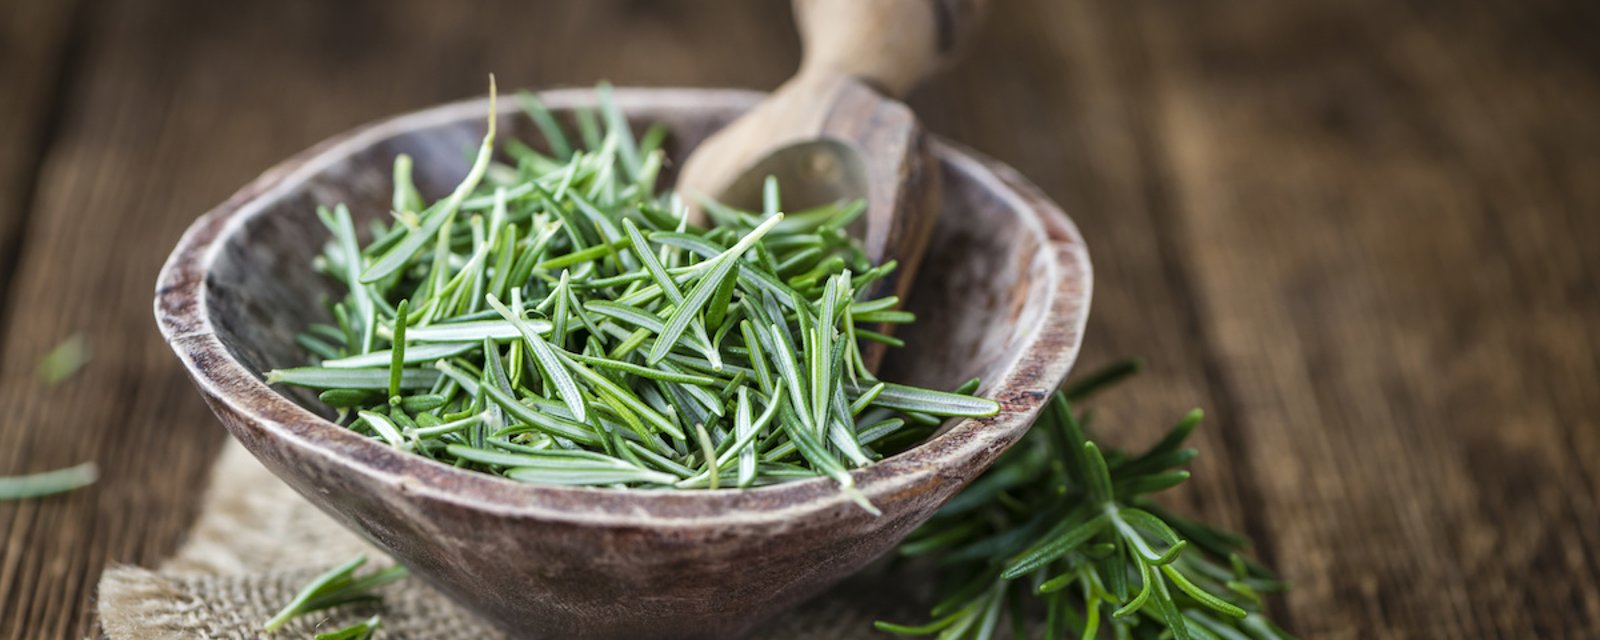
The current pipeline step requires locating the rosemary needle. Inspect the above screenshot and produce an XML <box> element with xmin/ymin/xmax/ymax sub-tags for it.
<box><xmin>313</xmin><ymin>615</ymin><xmax>381</xmax><ymax>640</ymax></box>
<box><xmin>37</xmin><ymin>334</ymin><xmax>90</xmax><ymax>385</ymax></box>
<box><xmin>0</xmin><ymin>462</ymin><xmax>98</xmax><ymax>501</ymax></box>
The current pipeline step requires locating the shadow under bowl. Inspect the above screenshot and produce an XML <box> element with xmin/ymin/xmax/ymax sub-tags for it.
<box><xmin>154</xmin><ymin>88</ymin><xmax>1091</xmax><ymax>639</ymax></box>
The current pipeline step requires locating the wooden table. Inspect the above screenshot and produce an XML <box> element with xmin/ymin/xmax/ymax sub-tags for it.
<box><xmin>2</xmin><ymin>1</ymin><xmax>1596</xmax><ymax>637</ymax></box>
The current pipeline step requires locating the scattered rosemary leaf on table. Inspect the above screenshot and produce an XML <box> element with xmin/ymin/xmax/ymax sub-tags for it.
<box><xmin>265</xmin><ymin>83</ymin><xmax>998</xmax><ymax>510</ymax></box>
<box><xmin>0</xmin><ymin>462</ymin><xmax>98</xmax><ymax>501</ymax></box>
<box><xmin>37</xmin><ymin>334</ymin><xmax>90</xmax><ymax>385</ymax></box>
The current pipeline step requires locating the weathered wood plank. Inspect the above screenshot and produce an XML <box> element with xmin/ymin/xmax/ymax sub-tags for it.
<box><xmin>0</xmin><ymin>1</ymin><xmax>793</xmax><ymax>637</ymax></box>
<box><xmin>1135</xmin><ymin>0</ymin><xmax>1600</xmax><ymax>636</ymax></box>
<box><xmin>913</xmin><ymin>0</ymin><xmax>1274</xmax><ymax>574</ymax></box>
<box><xmin>6</xmin><ymin>0</ymin><xmax>1598</xmax><ymax>637</ymax></box>
<box><xmin>0</xmin><ymin>0</ymin><xmax>80</xmax><ymax>317</ymax></box>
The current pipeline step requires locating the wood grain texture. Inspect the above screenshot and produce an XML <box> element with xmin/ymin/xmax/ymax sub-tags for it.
<box><xmin>912</xmin><ymin>0</ymin><xmax>1269</xmax><ymax>580</ymax></box>
<box><xmin>2</xmin><ymin>0</ymin><xmax>1598</xmax><ymax>637</ymax></box>
<box><xmin>0</xmin><ymin>0</ymin><xmax>80</xmax><ymax>314</ymax></box>
<box><xmin>1132</xmin><ymin>0</ymin><xmax>1600</xmax><ymax>636</ymax></box>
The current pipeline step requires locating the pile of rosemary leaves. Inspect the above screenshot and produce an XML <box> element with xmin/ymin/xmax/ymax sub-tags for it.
<box><xmin>266</xmin><ymin>83</ymin><xmax>996</xmax><ymax>511</ymax></box>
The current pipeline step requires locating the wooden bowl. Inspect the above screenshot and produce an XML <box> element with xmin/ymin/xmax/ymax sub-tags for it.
<box><xmin>154</xmin><ymin>88</ymin><xmax>1091</xmax><ymax>639</ymax></box>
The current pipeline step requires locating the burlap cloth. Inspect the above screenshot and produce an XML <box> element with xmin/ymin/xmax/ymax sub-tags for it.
<box><xmin>97</xmin><ymin>439</ymin><xmax>931</xmax><ymax>639</ymax></box>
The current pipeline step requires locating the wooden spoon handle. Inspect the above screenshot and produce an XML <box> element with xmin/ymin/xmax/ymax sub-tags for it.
<box><xmin>793</xmin><ymin>0</ymin><xmax>989</xmax><ymax>98</ymax></box>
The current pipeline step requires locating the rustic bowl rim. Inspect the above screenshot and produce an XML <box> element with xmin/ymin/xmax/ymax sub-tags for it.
<box><xmin>154</xmin><ymin>87</ymin><xmax>1092</xmax><ymax>528</ymax></box>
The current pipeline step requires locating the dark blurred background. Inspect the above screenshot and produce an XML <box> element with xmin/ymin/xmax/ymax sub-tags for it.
<box><xmin>2</xmin><ymin>0</ymin><xmax>1598</xmax><ymax>637</ymax></box>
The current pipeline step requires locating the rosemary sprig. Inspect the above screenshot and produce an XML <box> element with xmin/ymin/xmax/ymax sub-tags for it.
<box><xmin>0</xmin><ymin>462</ymin><xmax>98</xmax><ymax>501</ymax></box>
<box><xmin>267</xmin><ymin>83</ymin><xmax>997</xmax><ymax>511</ymax></box>
<box><xmin>262</xmin><ymin>554</ymin><xmax>407</xmax><ymax>633</ymax></box>
<box><xmin>877</xmin><ymin>361</ymin><xmax>1293</xmax><ymax>639</ymax></box>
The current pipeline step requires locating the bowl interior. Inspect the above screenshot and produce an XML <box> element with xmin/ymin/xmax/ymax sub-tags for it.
<box><xmin>201</xmin><ymin>92</ymin><xmax>1057</xmax><ymax>433</ymax></box>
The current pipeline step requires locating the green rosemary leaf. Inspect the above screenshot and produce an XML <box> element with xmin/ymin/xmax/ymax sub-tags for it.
<box><xmin>1062</xmin><ymin>358</ymin><xmax>1142</xmax><ymax>401</ymax></box>
<box><xmin>648</xmin><ymin>214</ymin><xmax>784</xmax><ymax>365</ymax></box>
<box><xmin>362</xmin><ymin>79</ymin><xmax>498</xmax><ymax>284</ymax></box>
<box><xmin>265</xmin><ymin>559</ymin><xmax>406</xmax><ymax>635</ymax></box>
<box><xmin>503</xmin><ymin>465</ymin><xmax>677</xmax><ymax>486</ymax></box>
<box><xmin>266</xmin><ymin>367</ymin><xmax>440</xmax><ymax>390</ymax></box>
<box><xmin>322</xmin><ymin>205</ymin><xmax>377</xmax><ymax>353</ymax></box>
<box><xmin>557</xmin><ymin>352</ymin><xmax>684</xmax><ymax>440</ymax></box>
<box><xmin>693</xmin><ymin>422</ymin><xmax>720</xmax><ymax>490</ymax></box>
<box><xmin>534</xmin><ymin>237</ymin><xmax>630</xmax><ymax>271</ymax></box>
<box><xmin>313</xmin><ymin>615</ymin><xmax>381</xmax><ymax>640</ymax></box>
<box><xmin>853</xmin><ymin>327</ymin><xmax>905</xmax><ymax>347</ymax></box>
<box><xmin>262</xmin><ymin>555</ymin><xmax>366</xmax><ymax>632</ymax></box>
<box><xmin>301</xmin><ymin>564</ymin><xmax>409</xmax><ymax>612</ymax></box>
<box><xmin>567</xmin><ymin>352</ymin><xmax>716</xmax><ymax>385</ymax></box>
<box><xmin>319</xmin><ymin>343</ymin><xmax>474</xmax><ymax>369</ymax></box>
<box><xmin>1083</xmin><ymin>442</ymin><xmax>1115</xmax><ymax>506</ymax></box>
<box><xmin>393</xmin><ymin>154</ymin><xmax>422</xmax><ymax>214</ymax></box>
<box><xmin>399</xmin><ymin>320</ymin><xmax>549</xmax><ymax>343</ymax></box>
<box><xmin>734</xmin><ymin>387</ymin><xmax>758</xmax><ymax>488</ymax></box>
<box><xmin>448</xmin><ymin>443</ymin><xmax>621</xmax><ymax>468</ymax></box>
<box><xmin>517</xmin><ymin>91</ymin><xmax>572</xmax><ymax>160</ymax></box>
<box><xmin>690</xmin><ymin>386</ymin><xmax>784</xmax><ymax>473</ymax></box>
<box><xmin>319</xmin><ymin>388</ymin><xmax>378</xmax><ymax>408</ymax></box>
<box><xmin>1117</xmin><ymin>408</ymin><xmax>1203</xmax><ymax>476</ymax></box>
<box><xmin>1151</xmin><ymin>577</ymin><xmax>1194</xmax><ymax>640</ymax></box>
<box><xmin>845</xmin><ymin>376</ymin><xmax>887</xmax><ymax>418</ymax></box>
<box><xmin>1162</xmin><ymin>564</ymin><xmax>1248</xmax><ymax>619</ymax></box>
<box><xmin>37</xmin><ymin>334</ymin><xmax>90</xmax><ymax>385</ymax></box>
<box><xmin>705</xmin><ymin>261</ymin><xmax>740</xmax><ymax>329</ymax></box>
<box><xmin>845</xmin><ymin>381</ymin><xmax>1000</xmax><ymax>417</ymax></box>
<box><xmin>357</xmin><ymin>411</ymin><xmax>409</xmax><ymax>450</ymax></box>
<box><xmin>387</xmin><ymin>299</ymin><xmax>410</xmax><ymax>400</ymax></box>
<box><xmin>1115</xmin><ymin>470</ymin><xmax>1191</xmax><ymax>496</ymax></box>
<box><xmin>296</xmin><ymin>333</ymin><xmax>343</xmax><ymax>361</ymax></box>
<box><xmin>487</xmin><ymin>294</ymin><xmax>586</xmax><ymax>423</ymax></box>
<box><xmin>1113</xmin><ymin>556</ymin><xmax>1156</xmax><ymax>617</ymax></box>
<box><xmin>398</xmin><ymin>394</ymin><xmax>447</xmax><ymax>413</ymax></box>
<box><xmin>827</xmin><ymin>415</ymin><xmax>872</xmax><ymax>467</ymax></box>
<box><xmin>479</xmin><ymin>383</ymin><xmax>600</xmax><ymax>446</ymax></box>
<box><xmin>873</xmin><ymin>616</ymin><xmax>963</xmax><ymax>635</ymax></box>
<box><xmin>1117</xmin><ymin>507</ymin><xmax>1185</xmax><ymax>548</ymax></box>
<box><xmin>900</xmin><ymin>519</ymin><xmax>988</xmax><ymax>557</ymax></box>
<box><xmin>1002</xmin><ymin>512</ymin><xmax>1110</xmax><ymax>579</ymax></box>
<box><xmin>0</xmin><ymin>463</ymin><xmax>98</xmax><ymax>501</ymax></box>
<box><xmin>851</xmin><ymin>309</ymin><xmax>916</xmax><ymax>324</ymax></box>
<box><xmin>854</xmin><ymin>418</ymin><xmax>907</xmax><ymax>446</ymax></box>
<box><xmin>764</xmin><ymin>323</ymin><xmax>814</xmax><ymax>430</ymax></box>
